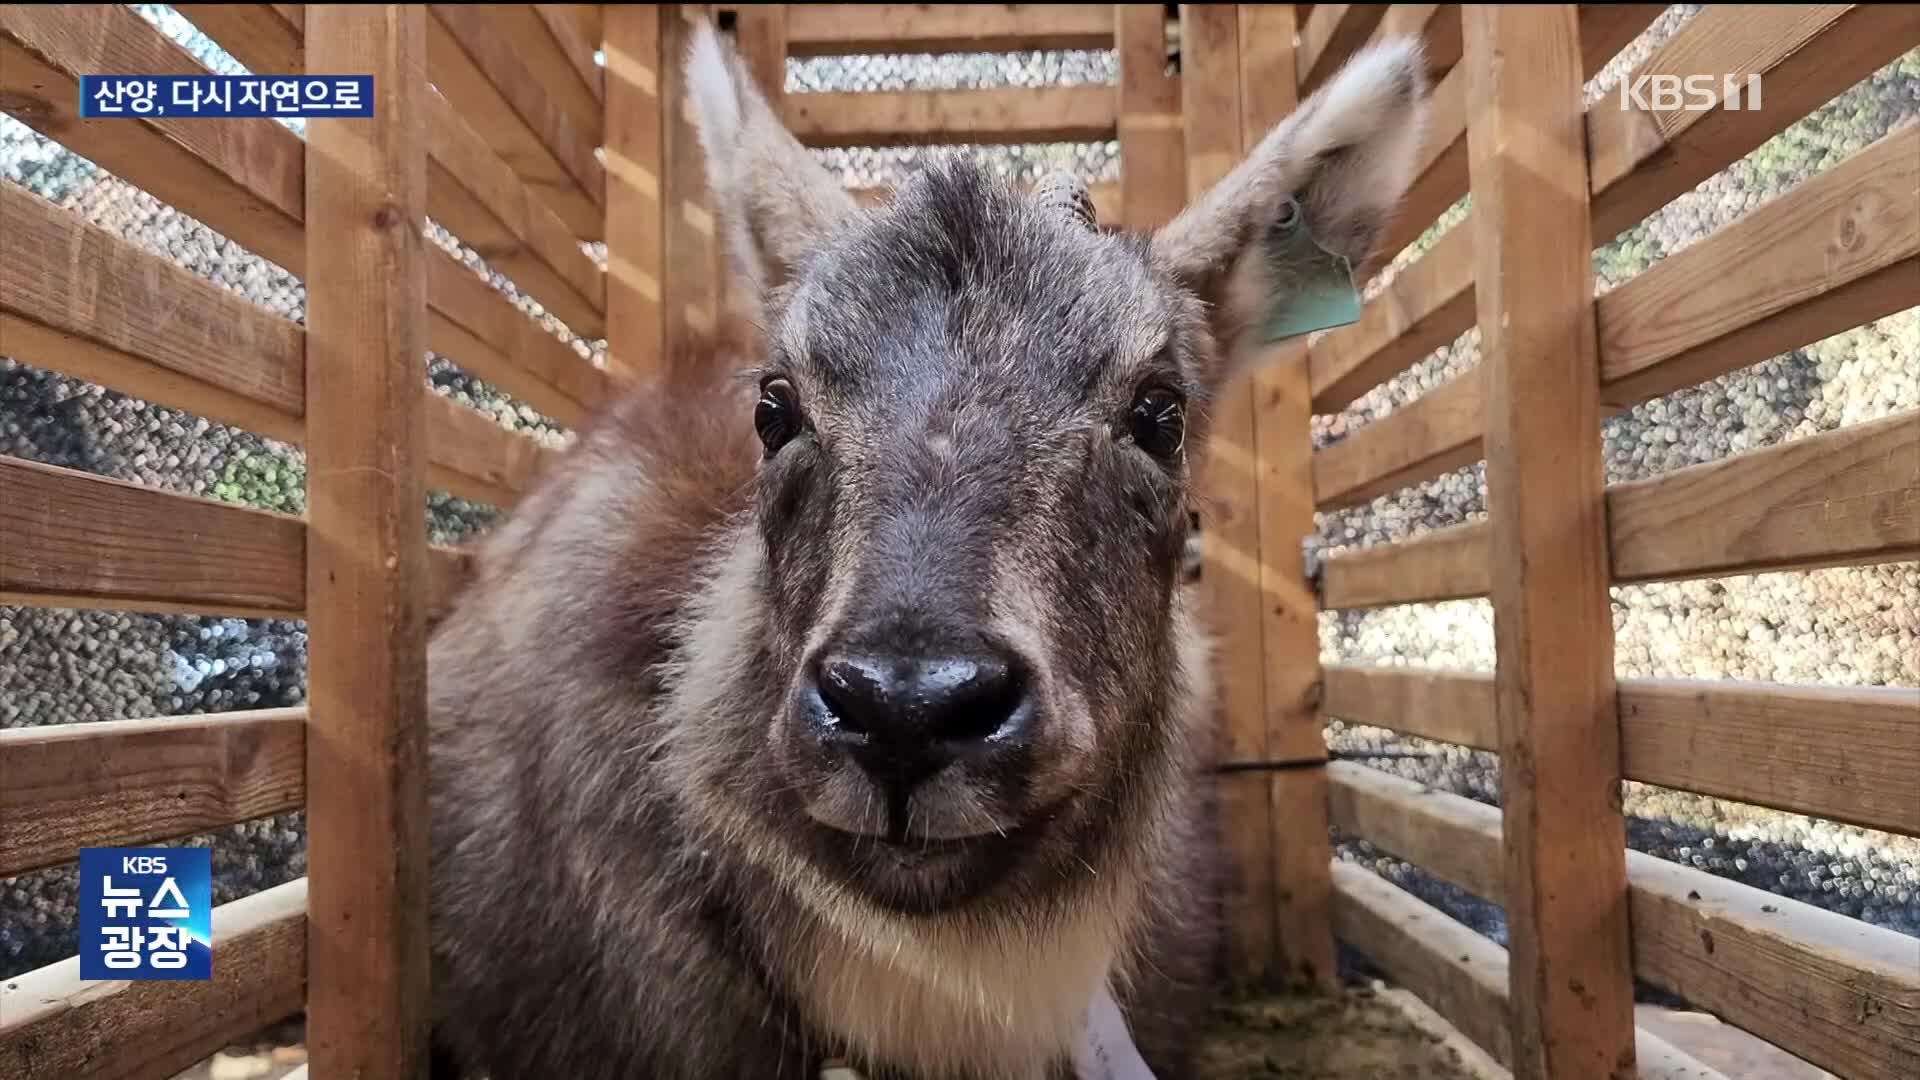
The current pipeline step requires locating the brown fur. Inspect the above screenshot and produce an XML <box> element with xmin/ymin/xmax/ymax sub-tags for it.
<box><xmin>427</xmin><ymin>23</ymin><xmax>1428</xmax><ymax>1080</ymax></box>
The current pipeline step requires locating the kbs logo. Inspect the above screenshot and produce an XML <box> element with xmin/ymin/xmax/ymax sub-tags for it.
<box><xmin>79</xmin><ymin>847</ymin><xmax>213</xmax><ymax>980</ymax></box>
<box><xmin>1621</xmin><ymin>73</ymin><xmax>1763</xmax><ymax>113</ymax></box>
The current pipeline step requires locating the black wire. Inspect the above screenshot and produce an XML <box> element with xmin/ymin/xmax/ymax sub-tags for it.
<box><xmin>1210</xmin><ymin>749</ymin><xmax>1433</xmax><ymax>775</ymax></box>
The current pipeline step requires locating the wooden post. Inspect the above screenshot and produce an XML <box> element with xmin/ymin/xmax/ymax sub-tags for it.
<box><xmin>1239</xmin><ymin>1</ymin><xmax>1337</xmax><ymax>990</ymax></box>
<box><xmin>603</xmin><ymin>3</ymin><xmax>666</xmax><ymax>380</ymax></box>
<box><xmin>662</xmin><ymin>4</ymin><xmax>721</xmax><ymax>363</ymax></box>
<box><xmin>303</xmin><ymin>5</ymin><xmax>431</xmax><ymax>1077</ymax></box>
<box><xmin>1179</xmin><ymin>2</ymin><xmax>1275</xmax><ymax>979</ymax></box>
<box><xmin>1116</xmin><ymin>4</ymin><xmax>1184</xmax><ymax>230</ymax></box>
<box><xmin>1463</xmin><ymin>6</ymin><xmax>1637</xmax><ymax>1078</ymax></box>
<box><xmin>725</xmin><ymin>4</ymin><xmax>787</xmax><ymax>326</ymax></box>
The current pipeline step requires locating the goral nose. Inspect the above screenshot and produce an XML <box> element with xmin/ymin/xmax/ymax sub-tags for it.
<box><xmin>807</xmin><ymin>649</ymin><xmax>1032</xmax><ymax>797</ymax></box>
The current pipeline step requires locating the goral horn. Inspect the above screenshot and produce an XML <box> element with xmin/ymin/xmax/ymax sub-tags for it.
<box><xmin>1031</xmin><ymin>169</ymin><xmax>1097</xmax><ymax>230</ymax></box>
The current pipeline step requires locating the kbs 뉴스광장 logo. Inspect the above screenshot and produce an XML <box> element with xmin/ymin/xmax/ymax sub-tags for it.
<box><xmin>79</xmin><ymin>847</ymin><xmax>213</xmax><ymax>980</ymax></box>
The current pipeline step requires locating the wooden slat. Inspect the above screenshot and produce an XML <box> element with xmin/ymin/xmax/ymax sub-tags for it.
<box><xmin>3</xmin><ymin>180</ymin><xmax>558</xmax><ymax>505</ymax></box>
<box><xmin>784</xmin><ymin>4</ymin><xmax>1113</xmax><ymax>56</ymax></box>
<box><xmin>0</xmin><ymin>178</ymin><xmax>305</xmax><ymax>441</ymax></box>
<box><xmin>784</xmin><ymin>85</ymin><xmax>1117</xmax><ymax>148</ymax></box>
<box><xmin>1360</xmin><ymin>5</ymin><xmax>1661</xmax><ymax>283</ymax></box>
<box><xmin>1330</xmin><ymin>770</ymin><xmax>1920</xmax><ymax>1079</ymax></box>
<box><xmin>3</xmin><ymin>6</ymin><xmax>602</xmax><ymax>429</ymax></box>
<box><xmin>602</xmin><ymin>3</ymin><xmax>666</xmax><ymax>379</ymax></box>
<box><xmin>1620</xmin><ymin>680</ymin><xmax>1920</xmax><ymax>837</ymax></box>
<box><xmin>0</xmin><ymin>880</ymin><xmax>307</xmax><ymax>1080</ymax></box>
<box><xmin>424</xmin><ymin>248</ymin><xmax>606</xmax><ymax>429</ymax></box>
<box><xmin>1298</xmin><ymin>5</ymin><xmax>1389</xmax><ymax>97</ymax></box>
<box><xmin>1627</xmin><ymin>850</ymin><xmax>1920</xmax><ymax>1080</ymax></box>
<box><xmin>1326</xmin><ymin>661</ymin><xmax>1920</xmax><ymax>865</ymax></box>
<box><xmin>1600</xmin><ymin>125</ymin><xmax>1920</xmax><ymax>407</ymax></box>
<box><xmin>1588</xmin><ymin>4</ymin><xmax>1920</xmax><ymax>245</ymax></box>
<box><xmin>1180</xmin><ymin>1</ymin><xmax>1273</xmax><ymax>982</ymax></box>
<box><xmin>467</xmin><ymin>5</ymin><xmax>604</xmax><ymax>153</ymax></box>
<box><xmin>1466</xmin><ymin>8</ymin><xmax>1636</xmax><ymax>1076</ymax></box>
<box><xmin>0</xmin><ymin>710</ymin><xmax>305</xmax><ymax>879</ymax></box>
<box><xmin>0</xmin><ymin>3</ymin><xmax>306</xmax><ymax>272</ymax></box>
<box><xmin>534</xmin><ymin>3</ymin><xmax>605</xmax><ymax>102</ymax></box>
<box><xmin>173</xmin><ymin>3</ymin><xmax>302</xmax><ymax>73</ymax></box>
<box><xmin>1330</xmin><ymin>860</ymin><xmax>1513</xmax><ymax>1066</ymax></box>
<box><xmin>423</xmin><ymin>86</ymin><xmax>607</xmax><ymax>340</ymax></box>
<box><xmin>1307</xmin><ymin>3</ymin><xmax>1909</xmax><ymax>442</ymax></box>
<box><xmin>1116</xmin><ymin>3</ymin><xmax>1185</xmax><ymax>231</ymax></box>
<box><xmin>426</xmin><ymin>3</ymin><xmax>605</xmax><ymax>240</ymax></box>
<box><xmin>303</xmin><ymin>9</ymin><xmax>432</xmax><ymax>1076</ymax></box>
<box><xmin>1308</xmin><ymin>224</ymin><xmax>1476</xmax><ymax>416</ymax></box>
<box><xmin>0</xmin><ymin>457</ymin><xmax>305</xmax><ymax>616</ymax></box>
<box><xmin>1239</xmin><ymin>3</ymin><xmax>1336</xmax><ymax>990</ymax></box>
<box><xmin>734</xmin><ymin>3</ymin><xmax>789</xmax><ymax>112</ymax></box>
<box><xmin>1610</xmin><ymin>410</ymin><xmax>1920</xmax><ymax>582</ymax></box>
<box><xmin>1327</xmin><ymin>762</ymin><xmax>1503</xmax><ymax>901</ymax></box>
<box><xmin>1317</xmin><ymin>521</ymin><xmax>1490</xmax><ymax>610</ymax></box>
<box><xmin>1321</xmin><ymin>664</ymin><xmax>1498</xmax><ymax>750</ymax></box>
<box><xmin>1313</xmin><ymin>370</ymin><xmax>1481</xmax><ymax>510</ymax></box>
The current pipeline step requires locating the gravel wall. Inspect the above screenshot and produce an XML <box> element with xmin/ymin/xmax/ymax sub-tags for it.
<box><xmin>3</xmin><ymin>7</ymin><xmax>1915</xmax><ymax>1000</ymax></box>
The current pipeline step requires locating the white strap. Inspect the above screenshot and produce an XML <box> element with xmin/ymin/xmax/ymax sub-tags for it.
<box><xmin>1072</xmin><ymin>986</ymin><xmax>1158</xmax><ymax>1080</ymax></box>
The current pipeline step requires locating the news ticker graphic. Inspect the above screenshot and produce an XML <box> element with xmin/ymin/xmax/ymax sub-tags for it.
<box><xmin>78</xmin><ymin>847</ymin><xmax>213</xmax><ymax>981</ymax></box>
<box><xmin>79</xmin><ymin>74</ymin><xmax>373</xmax><ymax>119</ymax></box>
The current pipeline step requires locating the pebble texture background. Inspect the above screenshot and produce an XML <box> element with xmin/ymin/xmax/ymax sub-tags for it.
<box><xmin>2</xmin><ymin>5</ymin><xmax>1915</xmax><ymax>1012</ymax></box>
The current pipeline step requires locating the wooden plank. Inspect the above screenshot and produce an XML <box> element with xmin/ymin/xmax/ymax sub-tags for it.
<box><xmin>1465</xmin><ymin>8</ymin><xmax>1636</xmax><ymax>1077</ymax></box>
<box><xmin>662</xmin><ymin>6</ymin><xmax>720</xmax><ymax>362</ymax></box>
<box><xmin>1330</xmin><ymin>861</ymin><xmax>1513</xmax><ymax>1066</ymax></box>
<box><xmin>0</xmin><ymin>179</ymin><xmax>305</xmax><ymax>440</ymax></box>
<box><xmin>1577</xmin><ymin>5</ymin><xmax>1666</xmax><ymax>80</ymax></box>
<box><xmin>1323</xmin><ymin>664</ymin><xmax>1920</xmax><ymax>837</ymax></box>
<box><xmin>0</xmin><ymin>710</ymin><xmax>305</xmax><ymax>879</ymax></box>
<box><xmin>1327</xmin><ymin>761</ymin><xmax>1504</xmax><ymax>901</ymax></box>
<box><xmin>0</xmin><ymin>3</ymin><xmax>306</xmax><ymax>272</ymax></box>
<box><xmin>424</xmin><ymin>247</ymin><xmax>606</xmax><ymax>429</ymax></box>
<box><xmin>734</xmin><ymin>3</ymin><xmax>789</xmax><ymax>112</ymax></box>
<box><xmin>1609</xmin><ymin>410</ymin><xmax>1920</xmax><ymax>582</ymax></box>
<box><xmin>1</xmin><ymin>7</ymin><xmax>597</xmax><ymax>428</ymax></box>
<box><xmin>427</xmin><ymin>391</ymin><xmax>560</xmax><ymax>507</ymax></box>
<box><xmin>1628</xmin><ymin>851</ymin><xmax>1920</xmax><ymax>1080</ymax></box>
<box><xmin>426</xmin><ymin>2</ymin><xmax>605</xmax><ymax>240</ymax></box>
<box><xmin>1317</xmin><ymin>521</ymin><xmax>1490</xmax><ymax>611</ymax></box>
<box><xmin>173</xmin><ymin>3</ymin><xmax>303</xmax><ymax>72</ymax></box>
<box><xmin>0</xmin><ymin>456</ymin><xmax>305</xmax><ymax>616</ymax></box>
<box><xmin>1588</xmin><ymin>3</ymin><xmax>1920</xmax><ymax>245</ymax></box>
<box><xmin>467</xmin><ymin>5</ymin><xmax>604</xmax><ymax>152</ymax></box>
<box><xmin>1308</xmin><ymin>224</ymin><xmax>1476</xmax><ymax>415</ymax></box>
<box><xmin>1599</xmin><ymin>125</ymin><xmax>1920</xmax><ymax>406</ymax></box>
<box><xmin>784</xmin><ymin>4</ymin><xmax>1113</xmax><ymax>56</ymax></box>
<box><xmin>534</xmin><ymin>3</ymin><xmax>606</xmax><ymax>102</ymax></box>
<box><xmin>1298</xmin><ymin>5</ymin><xmax>1389</xmax><ymax>96</ymax></box>
<box><xmin>0</xmin><ymin>880</ymin><xmax>307</xmax><ymax>1080</ymax></box>
<box><xmin>602</xmin><ymin>3</ymin><xmax>666</xmax><ymax>380</ymax></box>
<box><xmin>1239</xmin><ymin>2</ymin><xmax>1335</xmax><ymax>991</ymax></box>
<box><xmin>1620</xmin><ymin>680</ymin><xmax>1920</xmax><ymax>837</ymax></box>
<box><xmin>1180</xmin><ymin>0</ymin><xmax>1273</xmax><ymax>982</ymax></box>
<box><xmin>1321</xmin><ymin>664</ymin><xmax>1498</xmax><ymax>750</ymax></box>
<box><xmin>784</xmin><ymin>85</ymin><xmax>1117</xmax><ymax>148</ymax></box>
<box><xmin>423</xmin><ymin>85</ymin><xmax>608</xmax><ymax>340</ymax></box>
<box><xmin>1330</xmin><ymin>771</ymin><xmax>1920</xmax><ymax>1079</ymax></box>
<box><xmin>1116</xmin><ymin>3</ymin><xmax>1185</xmax><ymax>231</ymax></box>
<box><xmin>1312</xmin><ymin>369</ymin><xmax>1481</xmax><ymax>510</ymax></box>
<box><xmin>303</xmin><ymin>8</ymin><xmax>432</xmax><ymax>1077</ymax></box>
<box><xmin>1</xmin><ymin>181</ymin><xmax>561</xmax><ymax>500</ymax></box>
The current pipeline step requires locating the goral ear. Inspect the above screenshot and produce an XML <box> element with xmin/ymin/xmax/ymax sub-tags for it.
<box><xmin>1150</xmin><ymin>38</ymin><xmax>1430</xmax><ymax>387</ymax></box>
<box><xmin>685</xmin><ymin>21</ymin><xmax>858</xmax><ymax>317</ymax></box>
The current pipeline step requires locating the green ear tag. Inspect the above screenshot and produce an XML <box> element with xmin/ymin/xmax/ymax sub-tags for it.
<box><xmin>1259</xmin><ymin>196</ymin><xmax>1362</xmax><ymax>345</ymax></box>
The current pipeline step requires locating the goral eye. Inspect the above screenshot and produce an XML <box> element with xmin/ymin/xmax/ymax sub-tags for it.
<box><xmin>1128</xmin><ymin>385</ymin><xmax>1186</xmax><ymax>460</ymax></box>
<box><xmin>755</xmin><ymin>377</ymin><xmax>801</xmax><ymax>456</ymax></box>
